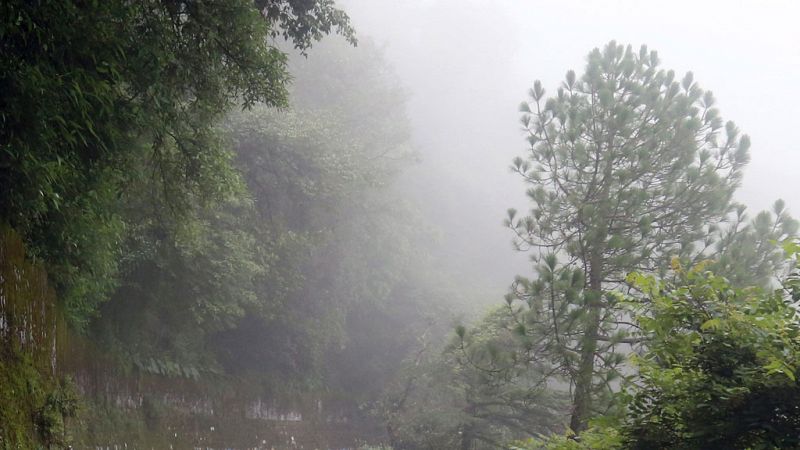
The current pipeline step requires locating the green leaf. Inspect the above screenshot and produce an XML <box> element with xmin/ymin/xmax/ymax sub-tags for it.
<box><xmin>700</xmin><ymin>318</ymin><xmax>721</xmax><ymax>331</ymax></box>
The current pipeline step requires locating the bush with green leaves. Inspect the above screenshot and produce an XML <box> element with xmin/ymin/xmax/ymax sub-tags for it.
<box><xmin>621</xmin><ymin>253</ymin><xmax>800</xmax><ymax>449</ymax></box>
<box><xmin>517</xmin><ymin>242</ymin><xmax>800</xmax><ymax>449</ymax></box>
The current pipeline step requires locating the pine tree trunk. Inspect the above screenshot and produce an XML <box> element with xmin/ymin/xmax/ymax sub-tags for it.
<box><xmin>568</xmin><ymin>128</ymin><xmax>615</xmax><ymax>432</ymax></box>
<box><xmin>569</xmin><ymin>273</ymin><xmax>602</xmax><ymax>433</ymax></box>
<box><xmin>571</xmin><ymin>162</ymin><xmax>610</xmax><ymax>432</ymax></box>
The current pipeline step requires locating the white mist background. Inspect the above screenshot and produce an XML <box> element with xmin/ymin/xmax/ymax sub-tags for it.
<box><xmin>334</xmin><ymin>0</ymin><xmax>800</xmax><ymax>302</ymax></box>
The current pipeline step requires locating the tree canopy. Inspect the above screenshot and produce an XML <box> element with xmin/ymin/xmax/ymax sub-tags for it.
<box><xmin>0</xmin><ymin>0</ymin><xmax>354</xmax><ymax>327</ymax></box>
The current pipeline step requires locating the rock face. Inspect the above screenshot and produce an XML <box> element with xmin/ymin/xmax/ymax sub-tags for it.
<box><xmin>0</xmin><ymin>227</ymin><xmax>384</xmax><ymax>449</ymax></box>
<box><xmin>0</xmin><ymin>226</ymin><xmax>61</xmax><ymax>373</ymax></box>
<box><xmin>68</xmin><ymin>368</ymin><xmax>386</xmax><ymax>449</ymax></box>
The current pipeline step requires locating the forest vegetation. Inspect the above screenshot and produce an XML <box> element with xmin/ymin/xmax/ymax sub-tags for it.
<box><xmin>0</xmin><ymin>1</ymin><xmax>798</xmax><ymax>449</ymax></box>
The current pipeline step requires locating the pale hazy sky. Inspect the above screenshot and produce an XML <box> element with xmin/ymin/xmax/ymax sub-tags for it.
<box><xmin>342</xmin><ymin>0</ymin><xmax>799</xmax><ymax>209</ymax></box>
<box><xmin>331</xmin><ymin>0</ymin><xmax>800</xmax><ymax>295</ymax></box>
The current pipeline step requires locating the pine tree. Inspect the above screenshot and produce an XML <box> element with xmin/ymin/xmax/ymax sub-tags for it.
<box><xmin>507</xmin><ymin>41</ymin><xmax>750</xmax><ymax>432</ymax></box>
<box><xmin>710</xmin><ymin>200</ymin><xmax>798</xmax><ymax>288</ymax></box>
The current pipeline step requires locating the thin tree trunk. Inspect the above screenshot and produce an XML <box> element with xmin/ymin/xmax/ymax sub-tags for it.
<box><xmin>460</xmin><ymin>425</ymin><xmax>472</xmax><ymax>450</ymax></box>
<box><xmin>569</xmin><ymin>272</ymin><xmax>602</xmax><ymax>433</ymax></box>
<box><xmin>570</xmin><ymin>139</ymin><xmax>613</xmax><ymax>431</ymax></box>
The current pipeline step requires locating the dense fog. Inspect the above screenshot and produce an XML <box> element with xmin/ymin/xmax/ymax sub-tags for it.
<box><xmin>2</xmin><ymin>1</ymin><xmax>799</xmax><ymax>448</ymax></box>
<box><xmin>339</xmin><ymin>0</ymin><xmax>800</xmax><ymax>298</ymax></box>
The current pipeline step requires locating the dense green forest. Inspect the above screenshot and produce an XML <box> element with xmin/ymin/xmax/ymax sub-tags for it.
<box><xmin>1</xmin><ymin>1</ymin><xmax>799</xmax><ymax>449</ymax></box>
